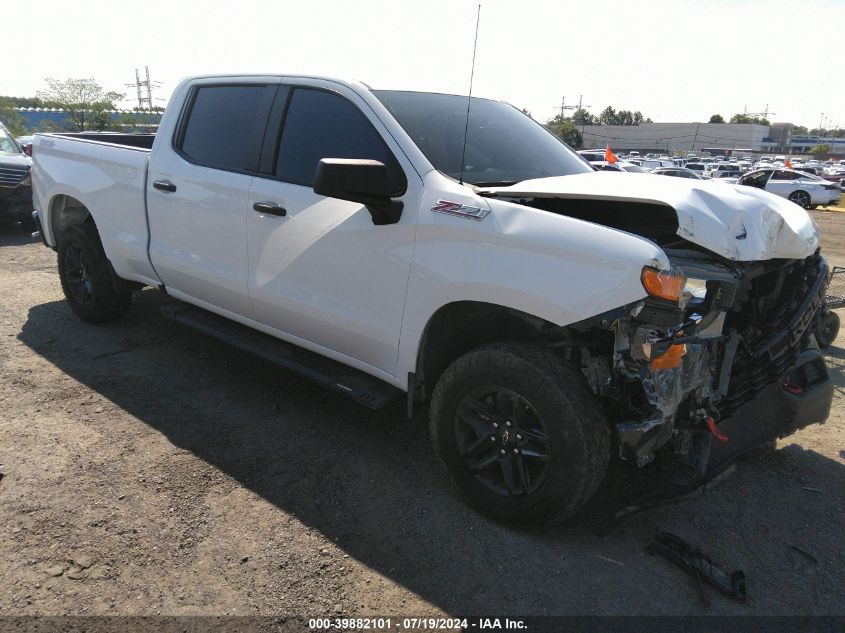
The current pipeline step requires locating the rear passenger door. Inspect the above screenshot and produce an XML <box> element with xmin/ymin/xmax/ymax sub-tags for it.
<box><xmin>147</xmin><ymin>81</ymin><xmax>277</xmax><ymax>317</ymax></box>
<box><xmin>766</xmin><ymin>170</ymin><xmax>797</xmax><ymax>198</ymax></box>
<box><xmin>245</xmin><ymin>84</ymin><xmax>420</xmax><ymax>376</ymax></box>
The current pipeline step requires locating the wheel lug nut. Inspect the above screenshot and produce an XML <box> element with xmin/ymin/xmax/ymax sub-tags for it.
<box><xmin>513</xmin><ymin>448</ymin><xmax>519</xmax><ymax>454</ymax></box>
<box><xmin>500</xmin><ymin>449</ymin><xmax>506</xmax><ymax>455</ymax></box>
<box><xmin>505</xmin><ymin>421</ymin><xmax>512</xmax><ymax>427</ymax></box>
<box><xmin>516</xmin><ymin>434</ymin><xmax>522</xmax><ymax>440</ymax></box>
<box><xmin>490</xmin><ymin>436</ymin><xmax>496</xmax><ymax>442</ymax></box>
<box><xmin>492</xmin><ymin>422</ymin><xmax>499</xmax><ymax>428</ymax></box>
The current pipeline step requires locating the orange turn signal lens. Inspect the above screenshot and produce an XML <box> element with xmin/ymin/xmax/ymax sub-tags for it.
<box><xmin>641</xmin><ymin>267</ymin><xmax>685</xmax><ymax>304</ymax></box>
<box><xmin>650</xmin><ymin>344</ymin><xmax>686</xmax><ymax>371</ymax></box>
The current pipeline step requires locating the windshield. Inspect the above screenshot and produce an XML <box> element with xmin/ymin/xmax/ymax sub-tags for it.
<box><xmin>0</xmin><ymin>128</ymin><xmax>22</xmax><ymax>155</ymax></box>
<box><xmin>374</xmin><ymin>90</ymin><xmax>592</xmax><ymax>186</ymax></box>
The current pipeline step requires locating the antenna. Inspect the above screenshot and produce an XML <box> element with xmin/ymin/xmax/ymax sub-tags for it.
<box><xmin>459</xmin><ymin>4</ymin><xmax>481</xmax><ymax>186</ymax></box>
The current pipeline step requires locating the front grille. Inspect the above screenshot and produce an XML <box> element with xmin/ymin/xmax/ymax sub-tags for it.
<box><xmin>717</xmin><ymin>345</ymin><xmax>798</xmax><ymax>418</ymax></box>
<box><xmin>716</xmin><ymin>254</ymin><xmax>826</xmax><ymax>418</ymax></box>
<box><xmin>0</xmin><ymin>166</ymin><xmax>28</xmax><ymax>188</ymax></box>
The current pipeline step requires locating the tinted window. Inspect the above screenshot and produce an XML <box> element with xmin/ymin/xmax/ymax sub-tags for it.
<box><xmin>374</xmin><ymin>90</ymin><xmax>592</xmax><ymax>186</ymax></box>
<box><xmin>179</xmin><ymin>85</ymin><xmax>275</xmax><ymax>172</ymax></box>
<box><xmin>275</xmin><ymin>88</ymin><xmax>404</xmax><ymax>194</ymax></box>
<box><xmin>772</xmin><ymin>170</ymin><xmax>796</xmax><ymax>180</ymax></box>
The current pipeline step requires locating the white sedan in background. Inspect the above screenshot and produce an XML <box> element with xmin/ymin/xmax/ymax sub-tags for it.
<box><xmin>737</xmin><ymin>168</ymin><xmax>841</xmax><ymax>209</ymax></box>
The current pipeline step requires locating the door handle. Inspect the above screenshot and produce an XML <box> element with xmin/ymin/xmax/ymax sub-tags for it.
<box><xmin>253</xmin><ymin>201</ymin><xmax>287</xmax><ymax>217</ymax></box>
<box><xmin>153</xmin><ymin>180</ymin><xmax>177</xmax><ymax>193</ymax></box>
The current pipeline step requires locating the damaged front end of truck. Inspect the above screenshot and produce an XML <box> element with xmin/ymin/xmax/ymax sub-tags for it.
<box><xmin>582</xmin><ymin>249</ymin><xmax>832</xmax><ymax>473</ymax></box>
<box><xmin>482</xmin><ymin>175</ymin><xmax>834</xmax><ymax>474</ymax></box>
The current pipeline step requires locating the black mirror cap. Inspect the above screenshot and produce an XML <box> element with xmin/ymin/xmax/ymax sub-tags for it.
<box><xmin>314</xmin><ymin>158</ymin><xmax>402</xmax><ymax>225</ymax></box>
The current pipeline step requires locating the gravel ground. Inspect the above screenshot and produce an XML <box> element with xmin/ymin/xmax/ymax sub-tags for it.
<box><xmin>1</xmin><ymin>213</ymin><xmax>845</xmax><ymax>619</ymax></box>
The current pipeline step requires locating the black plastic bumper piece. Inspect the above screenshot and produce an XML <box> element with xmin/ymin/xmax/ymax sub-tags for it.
<box><xmin>707</xmin><ymin>345</ymin><xmax>832</xmax><ymax>471</ymax></box>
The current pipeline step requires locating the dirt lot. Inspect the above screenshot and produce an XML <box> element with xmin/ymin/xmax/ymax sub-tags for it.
<box><xmin>2</xmin><ymin>212</ymin><xmax>845</xmax><ymax>620</ymax></box>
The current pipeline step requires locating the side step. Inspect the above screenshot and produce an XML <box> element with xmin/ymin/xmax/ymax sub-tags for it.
<box><xmin>161</xmin><ymin>303</ymin><xmax>402</xmax><ymax>409</ymax></box>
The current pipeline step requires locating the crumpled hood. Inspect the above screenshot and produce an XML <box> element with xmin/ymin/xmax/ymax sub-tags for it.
<box><xmin>479</xmin><ymin>172</ymin><xmax>820</xmax><ymax>261</ymax></box>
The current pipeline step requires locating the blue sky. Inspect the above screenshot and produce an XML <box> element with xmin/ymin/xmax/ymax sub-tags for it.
<box><xmin>5</xmin><ymin>0</ymin><xmax>844</xmax><ymax>129</ymax></box>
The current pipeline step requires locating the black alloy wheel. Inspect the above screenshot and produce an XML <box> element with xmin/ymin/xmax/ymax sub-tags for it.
<box><xmin>454</xmin><ymin>386</ymin><xmax>551</xmax><ymax>497</ymax></box>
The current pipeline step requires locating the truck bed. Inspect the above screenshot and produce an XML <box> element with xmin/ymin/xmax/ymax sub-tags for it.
<box><xmin>32</xmin><ymin>132</ymin><xmax>159</xmax><ymax>286</ymax></box>
<box><xmin>53</xmin><ymin>132</ymin><xmax>156</xmax><ymax>150</ymax></box>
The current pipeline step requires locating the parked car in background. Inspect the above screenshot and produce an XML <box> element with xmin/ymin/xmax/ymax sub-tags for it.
<box><xmin>641</xmin><ymin>159</ymin><xmax>675</xmax><ymax>171</ymax></box>
<box><xmin>577</xmin><ymin>150</ymin><xmax>606</xmax><ymax>163</ymax></box>
<box><xmin>684</xmin><ymin>162</ymin><xmax>708</xmax><ymax>177</ymax></box>
<box><xmin>589</xmin><ymin>160</ymin><xmax>648</xmax><ymax>173</ymax></box>
<box><xmin>651</xmin><ymin>167</ymin><xmax>704</xmax><ymax>180</ymax></box>
<box><xmin>0</xmin><ymin>124</ymin><xmax>33</xmax><ymax>227</ymax></box>
<box><xmin>737</xmin><ymin>168</ymin><xmax>841</xmax><ymax>209</ymax></box>
<box><xmin>710</xmin><ymin>163</ymin><xmax>742</xmax><ymax>179</ymax></box>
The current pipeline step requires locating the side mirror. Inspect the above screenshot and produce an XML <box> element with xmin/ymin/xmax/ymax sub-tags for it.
<box><xmin>313</xmin><ymin>159</ymin><xmax>402</xmax><ymax>225</ymax></box>
<box><xmin>23</xmin><ymin>143</ymin><xmax>32</xmax><ymax>157</ymax></box>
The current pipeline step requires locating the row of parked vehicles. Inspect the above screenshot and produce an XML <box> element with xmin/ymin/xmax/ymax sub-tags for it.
<box><xmin>577</xmin><ymin>149</ymin><xmax>843</xmax><ymax>210</ymax></box>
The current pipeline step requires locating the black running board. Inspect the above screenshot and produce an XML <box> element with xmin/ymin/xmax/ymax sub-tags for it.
<box><xmin>161</xmin><ymin>303</ymin><xmax>402</xmax><ymax>409</ymax></box>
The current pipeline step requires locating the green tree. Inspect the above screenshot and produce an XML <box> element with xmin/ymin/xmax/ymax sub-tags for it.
<box><xmin>0</xmin><ymin>98</ymin><xmax>26</xmax><ymax>135</ymax></box>
<box><xmin>36</xmin><ymin>78</ymin><xmax>124</xmax><ymax>132</ymax></box>
<box><xmin>548</xmin><ymin>120</ymin><xmax>583</xmax><ymax>148</ymax></box>
<box><xmin>599</xmin><ymin>106</ymin><xmax>619</xmax><ymax>126</ymax></box>
<box><xmin>729</xmin><ymin>113</ymin><xmax>770</xmax><ymax>125</ymax></box>
<box><xmin>708</xmin><ymin>114</ymin><xmax>725</xmax><ymax>123</ymax></box>
<box><xmin>34</xmin><ymin>119</ymin><xmax>64</xmax><ymax>133</ymax></box>
<box><xmin>792</xmin><ymin>125</ymin><xmax>808</xmax><ymax>135</ymax></box>
<box><xmin>808</xmin><ymin>144</ymin><xmax>831</xmax><ymax>154</ymax></box>
<box><xmin>571</xmin><ymin>108</ymin><xmax>594</xmax><ymax>126</ymax></box>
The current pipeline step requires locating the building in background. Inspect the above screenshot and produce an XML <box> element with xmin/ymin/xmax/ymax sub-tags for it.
<box><xmin>581</xmin><ymin>121</ymin><xmax>845</xmax><ymax>156</ymax></box>
<box><xmin>16</xmin><ymin>108</ymin><xmax>162</xmax><ymax>132</ymax></box>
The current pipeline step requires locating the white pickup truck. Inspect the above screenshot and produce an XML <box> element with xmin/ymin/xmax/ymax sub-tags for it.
<box><xmin>31</xmin><ymin>74</ymin><xmax>832</xmax><ymax>524</ymax></box>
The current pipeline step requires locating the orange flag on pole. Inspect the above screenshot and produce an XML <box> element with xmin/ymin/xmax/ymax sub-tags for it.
<box><xmin>785</xmin><ymin>158</ymin><xmax>793</xmax><ymax>169</ymax></box>
<box><xmin>605</xmin><ymin>145</ymin><xmax>617</xmax><ymax>164</ymax></box>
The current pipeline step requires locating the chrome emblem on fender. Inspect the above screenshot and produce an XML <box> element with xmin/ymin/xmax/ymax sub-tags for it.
<box><xmin>431</xmin><ymin>199</ymin><xmax>490</xmax><ymax>221</ymax></box>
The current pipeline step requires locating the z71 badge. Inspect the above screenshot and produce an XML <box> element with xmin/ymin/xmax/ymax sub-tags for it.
<box><xmin>431</xmin><ymin>200</ymin><xmax>490</xmax><ymax>221</ymax></box>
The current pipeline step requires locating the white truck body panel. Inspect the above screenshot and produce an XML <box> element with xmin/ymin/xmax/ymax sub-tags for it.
<box><xmin>31</xmin><ymin>136</ymin><xmax>159</xmax><ymax>286</ymax></box>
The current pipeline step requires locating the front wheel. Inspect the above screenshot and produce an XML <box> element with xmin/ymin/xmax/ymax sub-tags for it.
<box><xmin>429</xmin><ymin>342</ymin><xmax>611</xmax><ymax>525</ymax></box>
<box><xmin>57</xmin><ymin>223</ymin><xmax>132</xmax><ymax>323</ymax></box>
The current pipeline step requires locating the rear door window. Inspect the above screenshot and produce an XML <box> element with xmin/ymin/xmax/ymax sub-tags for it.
<box><xmin>176</xmin><ymin>84</ymin><xmax>277</xmax><ymax>173</ymax></box>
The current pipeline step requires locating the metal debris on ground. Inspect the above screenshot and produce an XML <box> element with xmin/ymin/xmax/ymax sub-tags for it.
<box><xmin>647</xmin><ymin>528</ymin><xmax>748</xmax><ymax>604</ymax></box>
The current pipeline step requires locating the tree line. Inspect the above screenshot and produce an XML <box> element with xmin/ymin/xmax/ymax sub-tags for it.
<box><xmin>0</xmin><ymin>78</ymin><xmax>162</xmax><ymax>136</ymax></box>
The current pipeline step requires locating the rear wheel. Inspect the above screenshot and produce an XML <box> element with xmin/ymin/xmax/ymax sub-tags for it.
<box><xmin>57</xmin><ymin>223</ymin><xmax>132</xmax><ymax>323</ymax></box>
<box><xmin>788</xmin><ymin>190</ymin><xmax>811</xmax><ymax>209</ymax></box>
<box><xmin>429</xmin><ymin>342</ymin><xmax>611</xmax><ymax>525</ymax></box>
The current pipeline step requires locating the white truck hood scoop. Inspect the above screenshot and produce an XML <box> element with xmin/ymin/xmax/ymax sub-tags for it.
<box><xmin>479</xmin><ymin>172</ymin><xmax>820</xmax><ymax>261</ymax></box>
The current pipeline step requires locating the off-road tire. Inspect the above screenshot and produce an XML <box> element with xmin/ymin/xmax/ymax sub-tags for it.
<box><xmin>429</xmin><ymin>342</ymin><xmax>611</xmax><ymax>525</ymax></box>
<box><xmin>57</xmin><ymin>223</ymin><xmax>132</xmax><ymax>323</ymax></box>
<box><xmin>815</xmin><ymin>310</ymin><xmax>840</xmax><ymax>348</ymax></box>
